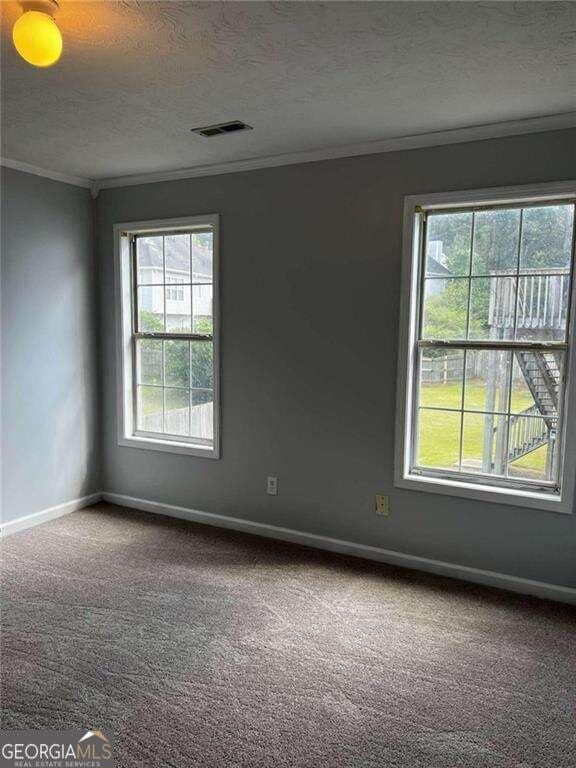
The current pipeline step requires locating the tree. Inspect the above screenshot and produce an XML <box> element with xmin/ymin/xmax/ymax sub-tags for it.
<box><xmin>424</xmin><ymin>204</ymin><xmax>573</xmax><ymax>342</ymax></box>
<box><xmin>138</xmin><ymin>311</ymin><xmax>213</xmax><ymax>391</ymax></box>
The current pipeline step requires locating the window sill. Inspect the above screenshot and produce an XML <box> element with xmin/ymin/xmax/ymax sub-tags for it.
<box><xmin>119</xmin><ymin>434</ymin><xmax>220</xmax><ymax>459</ymax></box>
<box><xmin>395</xmin><ymin>471</ymin><xmax>571</xmax><ymax>514</ymax></box>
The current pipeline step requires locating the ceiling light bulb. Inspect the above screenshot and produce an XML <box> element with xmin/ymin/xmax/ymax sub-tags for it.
<box><xmin>12</xmin><ymin>3</ymin><xmax>62</xmax><ymax>68</ymax></box>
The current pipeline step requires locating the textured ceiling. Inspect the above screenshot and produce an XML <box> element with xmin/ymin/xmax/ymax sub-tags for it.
<box><xmin>1</xmin><ymin>1</ymin><xmax>575</xmax><ymax>181</ymax></box>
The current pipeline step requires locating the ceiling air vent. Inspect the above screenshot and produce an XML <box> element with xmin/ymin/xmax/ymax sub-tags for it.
<box><xmin>191</xmin><ymin>120</ymin><xmax>253</xmax><ymax>138</ymax></box>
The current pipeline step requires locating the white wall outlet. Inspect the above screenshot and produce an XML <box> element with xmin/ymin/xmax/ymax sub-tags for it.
<box><xmin>267</xmin><ymin>476</ymin><xmax>278</xmax><ymax>496</ymax></box>
<box><xmin>375</xmin><ymin>493</ymin><xmax>390</xmax><ymax>516</ymax></box>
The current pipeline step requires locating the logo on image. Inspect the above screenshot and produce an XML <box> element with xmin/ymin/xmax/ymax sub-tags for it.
<box><xmin>0</xmin><ymin>728</ymin><xmax>113</xmax><ymax>768</ymax></box>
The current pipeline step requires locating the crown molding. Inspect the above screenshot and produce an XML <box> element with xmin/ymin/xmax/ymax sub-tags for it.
<box><xmin>3</xmin><ymin>112</ymin><xmax>575</xmax><ymax>195</ymax></box>
<box><xmin>94</xmin><ymin>111</ymin><xmax>576</xmax><ymax>193</ymax></box>
<box><xmin>0</xmin><ymin>157</ymin><xmax>91</xmax><ymax>189</ymax></box>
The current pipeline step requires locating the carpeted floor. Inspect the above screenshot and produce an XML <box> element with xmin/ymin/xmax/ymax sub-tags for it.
<box><xmin>1</xmin><ymin>503</ymin><xmax>575</xmax><ymax>767</ymax></box>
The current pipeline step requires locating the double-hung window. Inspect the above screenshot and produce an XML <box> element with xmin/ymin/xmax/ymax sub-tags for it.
<box><xmin>396</xmin><ymin>183</ymin><xmax>576</xmax><ymax>512</ymax></box>
<box><xmin>115</xmin><ymin>215</ymin><xmax>220</xmax><ymax>458</ymax></box>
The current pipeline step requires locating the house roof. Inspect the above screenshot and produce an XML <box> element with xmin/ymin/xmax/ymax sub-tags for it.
<box><xmin>426</xmin><ymin>256</ymin><xmax>452</xmax><ymax>277</ymax></box>
<box><xmin>138</xmin><ymin>235</ymin><xmax>212</xmax><ymax>277</ymax></box>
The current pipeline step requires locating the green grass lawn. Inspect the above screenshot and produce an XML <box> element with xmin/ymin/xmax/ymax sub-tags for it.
<box><xmin>418</xmin><ymin>381</ymin><xmax>547</xmax><ymax>477</ymax></box>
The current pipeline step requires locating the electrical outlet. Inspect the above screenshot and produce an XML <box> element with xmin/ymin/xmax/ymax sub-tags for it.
<box><xmin>375</xmin><ymin>493</ymin><xmax>390</xmax><ymax>516</ymax></box>
<box><xmin>267</xmin><ymin>476</ymin><xmax>278</xmax><ymax>496</ymax></box>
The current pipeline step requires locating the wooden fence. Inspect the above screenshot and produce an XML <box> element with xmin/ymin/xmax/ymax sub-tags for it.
<box><xmin>140</xmin><ymin>401</ymin><xmax>213</xmax><ymax>440</ymax></box>
<box><xmin>421</xmin><ymin>355</ymin><xmax>461</xmax><ymax>384</ymax></box>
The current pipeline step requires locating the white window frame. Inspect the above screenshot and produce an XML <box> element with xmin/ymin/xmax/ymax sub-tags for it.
<box><xmin>395</xmin><ymin>181</ymin><xmax>576</xmax><ymax>514</ymax></box>
<box><xmin>114</xmin><ymin>214</ymin><xmax>221</xmax><ymax>459</ymax></box>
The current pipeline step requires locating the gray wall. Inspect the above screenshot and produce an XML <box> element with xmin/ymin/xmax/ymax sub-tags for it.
<box><xmin>97</xmin><ymin>128</ymin><xmax>576</xmax><ymax>587</ymax></box>
<box><xmin>1</xmin><ymin>168</ymin><xmax>99</xmax><ymax>523</ymax></box>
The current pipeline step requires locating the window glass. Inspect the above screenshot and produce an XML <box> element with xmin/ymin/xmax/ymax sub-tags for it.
<box><xmin>422</xmin><ymin>278</ymin><xmax>468</xmax><ymax>340</ymax></box>
<box><xmin>416</xmin><ymin>409</ymin><xmax>461</xmax><ymax>470</ymax></box>
<box><xmin>412</xmin><ymin>201</ymin><xmax>574</xmax><ymax>492</ymax></box>
<box><xmin>137</xmin><ymin>236</ymin><xmax>163</xmax><ymax>284</ymax></box>
<box><xmin>472</xmin><ymin>208</ymin><xmax>520</xmax><ymax>275</ymax></box>
<box><xmin>425</xmin><ymin>212</ymin><xmax>473</xmax><ymax>277</ymax></box>
<box><xmin>132</xmin><ymin>228</ymin><xmax>215</xmax><ymax>446</ymax></box>
<box><xmin>418</xmin><ymin>349</ymin><xmax>464</xmax><ymax>410</ymax></box>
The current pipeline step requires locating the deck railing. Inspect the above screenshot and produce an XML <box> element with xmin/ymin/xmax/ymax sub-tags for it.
<box><xmin>488</xmin><ymin>270</ymin><xmax>569</xmax><ymax>331</ymax></box>
<box><xmin>507</xmin><ymin>405</ymin><xmax>549</xmax><ymax>462</ymax></box>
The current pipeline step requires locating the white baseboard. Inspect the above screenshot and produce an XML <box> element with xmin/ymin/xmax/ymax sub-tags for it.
<box><xmin>102</xmin><ymin>492</ymin><xmax>576</xmax><ymax>605</ymax></box>
<box><xmin>0</xmin><ymin>492</ymin><xmax>102</xmax><ymax>537</ymax></box>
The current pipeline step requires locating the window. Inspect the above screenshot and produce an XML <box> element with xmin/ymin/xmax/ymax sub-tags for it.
<box><xmin>115</xmin><ymin>215</ymin><xmax>220</xmax><ymax>458</ymax></box>
<box><xmin>396</xmin><ymin>183</ymin><xmax>576</xmax><ymax>513</ymax></box>
<box><xmin>166</xmin><ymin>275</ymin><xmax>185</xmax><ymax>302</ymax></box>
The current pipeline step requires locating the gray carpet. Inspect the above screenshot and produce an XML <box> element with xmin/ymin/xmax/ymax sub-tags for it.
<box><xmin>1</xmin><ymin>503</ymin><xmax>575</xmax><ymax>768</ymax></box>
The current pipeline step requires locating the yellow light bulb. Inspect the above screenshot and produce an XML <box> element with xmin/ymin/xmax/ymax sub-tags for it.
<box><xmin>12</xmin><ymin>10</ymin><xmax>63</xmax><ymax>68</ymax></box>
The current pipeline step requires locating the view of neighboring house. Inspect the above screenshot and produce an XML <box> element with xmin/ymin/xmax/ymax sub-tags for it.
<box><xmin>137</xmin><ymin>232</ymin><xmax>213</xmax><ymax>332</ymax></box>
<box><xmin>425</xmin><ymin>240</ymin><xmax>453</xmax><ymax>292</ymax></box>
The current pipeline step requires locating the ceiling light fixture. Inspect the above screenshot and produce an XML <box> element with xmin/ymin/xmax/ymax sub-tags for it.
<box><xmin>12</xmin><ymin>0</ymin><xmax>62</xmax><ymax>68</ymax></box>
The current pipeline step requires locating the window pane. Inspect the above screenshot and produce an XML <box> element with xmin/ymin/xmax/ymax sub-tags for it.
<box><xmin>164</xmin><ymin>388</ymin><xmax>190</xmax><ymax>436</ymax></box>
<box><xmin>520</xmin><ymin>204</ymin><xmax>574</xmax><ymax>272</ymax></box>
<box><xmin>469</xmin><ymin>275</ymin><xmax>516</xmax><ymax>340</ymax></box>
<box><xmin>165</xmin><ymin>234</ymin><xmax>191</xmax><ymax>282</ymax></box>
<box><xmin>425</xmin><ymin>212</ymin><xmax>472</xmax><ymax>277</ymax></box>
<box><xmin>193</xmin><ymin>283</ymin><xmax>213</xmax><ymax>334</ymax></box>
<box><xmin>510</xmin><ymin>351</ymin><xmax>562</xmax><ymax>418</ymax></box>
<box><xmin>137</xmin><ymin>236</ymin><xmax>163</xmax><ymax>284</ymax></box>
<box><xmin>411</xmin><ymin>201</ymin><xmax>573</xmax><ymax>495</ymax></box>
<box><xmin>472</xmin><ymin>208</ymin><xmax>520</xmax><ymax>275</ymax></box>
<box><xmin>464</xmin><ymin>350</ymin><xmax>510</xmax><ymax>414</ymax></box>
<box><xmin>165</xmin><ymin>284</ymin><xmax>191</xmax><ymax>333</ymax></box>
<box><xmin>191</xmin><ymin>341</ymin><xmax>213</xmax><ymax>389</ymax></box>
<box><xmin>138</xmin><ymin>286</ymin><xmax>164</xmax><ymax>332</ymax></box>
<box><xmin>137</xmin><ymin>386</ymin><xmax>163</xmax><ymax>432</ymax></box>
<box><xmin>416</xmin><ymin>409</ymin><xmax>461</xmax><ymax>470</ymax></box>
<box><xmin>191</xmin><ymin>389</ymin><xmax>213</xmax><ymax>440</ymax></box>
<box><xmin>508</xmin><ymin>416</ymin><xmax>558</xmax><ymax>482</ymax></box>
<box><xmin>192</xmin><ymin>231</ymin><xmax>213</xmax><ymax>284</ymax></box>
<box><xmin>461</xmin><ymin>412</ymin><xmax>507</xmax><ymax>476</ymax></box>
<box><xmin>515</xmin><ymin>272</ymin><xmax>570</xmax><ymax>342</ymax></box>
<box><xmin>136</xmin><ymin>339</ymin><xmax>162</xmax><ymax>385</ymax></box>
<box><xmin>422</xmin><ymin>278</ymin><xmax>468</xmax><ymax>340</ymax></box>
<box><xmin>164</xmin><ymin>340</ymin><xmax>190</xmax><ymax>388</ymax></box>
<box><xmin>418</xmin><ymin>349</ymin><xmax>463</xmax><ymax>409</ymax></box>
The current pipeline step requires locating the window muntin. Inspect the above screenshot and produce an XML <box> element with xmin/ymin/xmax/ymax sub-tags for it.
<box><xmin>411</xmin><ymin>200</ymin><xmax>575</xmax><ymax>494</ymax></box>
<box><xmin>132</xmin><ymin>227</ymin><xmax>215</xmax><ymax>447</ymax></box>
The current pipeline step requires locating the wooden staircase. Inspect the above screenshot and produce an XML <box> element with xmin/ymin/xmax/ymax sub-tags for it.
<box><xmin>487</xmin><ymin>271</ymin><xmax>567</xmax><ymax>469</ymax></box>
<box><xmin>507</xmin><ymin>351</ymin><xmax>560</xmax><ymax>462</ymax></box>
